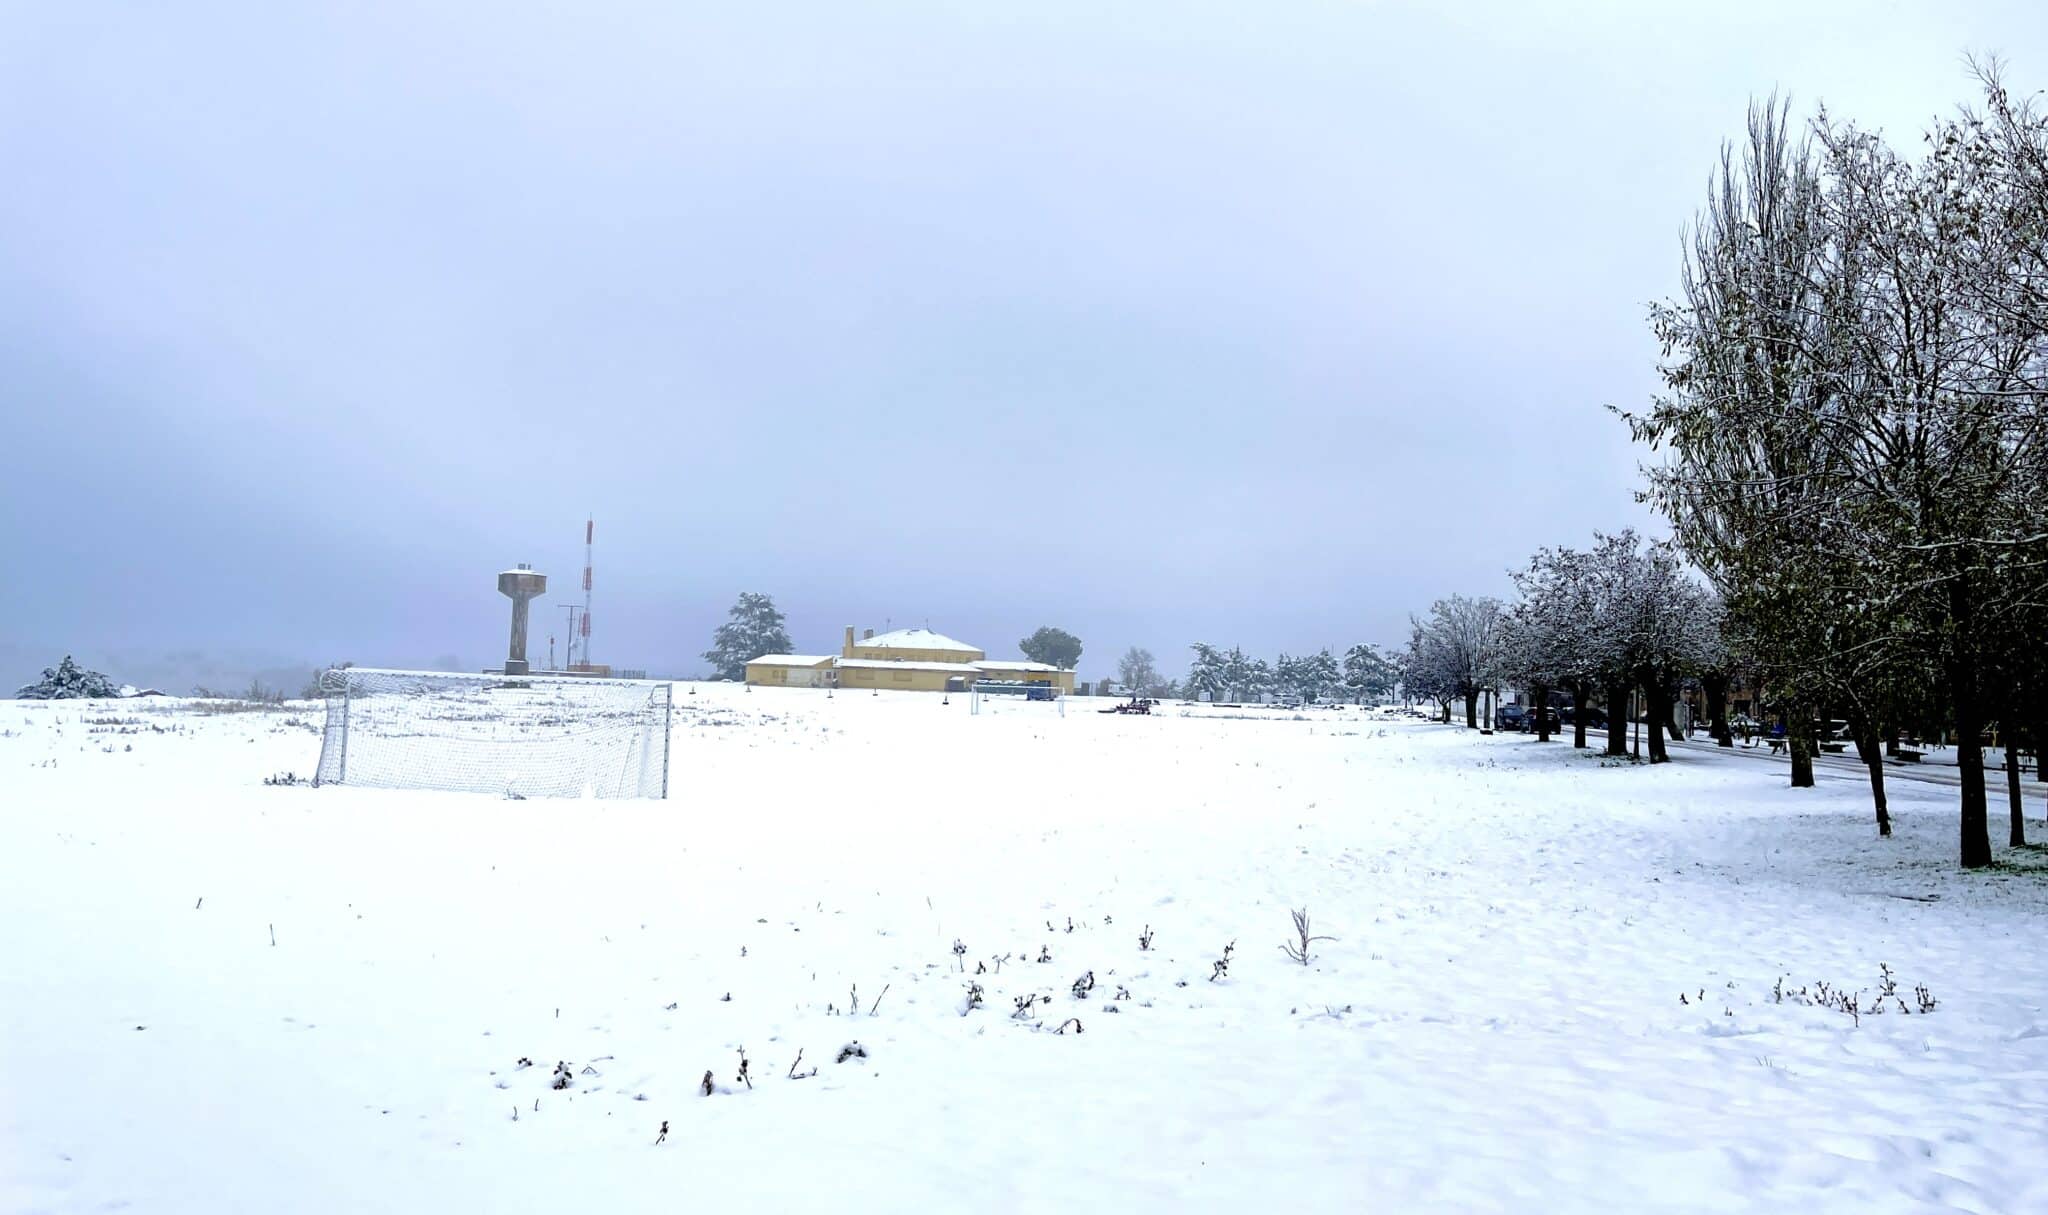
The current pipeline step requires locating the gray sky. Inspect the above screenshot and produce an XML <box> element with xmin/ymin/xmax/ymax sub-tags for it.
<box><xmin>3</xmin><ymin>1</ymin><xmax>2041</xmax><ymax>690</ymax></box>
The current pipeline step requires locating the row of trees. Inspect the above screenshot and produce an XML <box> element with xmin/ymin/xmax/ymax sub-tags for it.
<box><xmin>1176</xmin><ymin>642</ymin><xmax>1397</xmax><ymax>705</ymax></box>
<box><xmin>1398</xmin><ymin>67</ymin><xmax>2045</xmax><ymax>867</ymax></box>
<box><xmin>1399</xmin><ymin>531</ymin><xmax>1720</xmax><ymax>766</ymax></box>
<box><xmin>1624</xmin><ymin>66</ymin><xmax>2048</xmax><ymax>868</ymax></box>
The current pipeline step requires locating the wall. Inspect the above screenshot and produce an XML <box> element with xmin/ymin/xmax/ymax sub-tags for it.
<box><xmin>849</xmin><ymin>644</ymin><xmax>987</xmax><ymax>665</ymax></box>
<box><xmin>837</xmin><ymin>665</ymin><xmax>958</xmax><ymax>692</ymax></box>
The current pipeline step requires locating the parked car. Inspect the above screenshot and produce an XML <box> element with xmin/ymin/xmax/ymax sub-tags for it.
<box><xmin>1559</xmin><ymin>705</ymin><xmax>1607</xmax><ymax>730</ymax></box>
<box><xmin>1496</xmin><ymin>704</ymin><xmax>1529</xmax><ymax>731</ymax></box>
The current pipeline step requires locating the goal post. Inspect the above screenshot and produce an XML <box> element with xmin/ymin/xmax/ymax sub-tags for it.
<box><xmin>313</xmin><ymin>667</ymin><xmax>673</xmax><ymax>799</ymax></box>
<box><xmin>968</xmin><ymin>680</ymin><xmax>1065</xmax><ymax>717</ymax></box>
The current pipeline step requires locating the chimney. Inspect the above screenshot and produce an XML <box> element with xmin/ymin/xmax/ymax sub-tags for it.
<box><xmin>843</xmin><ymin>626</ymin><xmax>855</xmax><ymax>658</ymax></box>
<box><xmin>864</xmin><ymin>629</ymin><xmax>874</xmax><ymax>640</ymax></box>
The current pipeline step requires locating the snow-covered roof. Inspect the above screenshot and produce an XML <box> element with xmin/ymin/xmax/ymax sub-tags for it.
<box><xmin>973</xmin><ymin>660</ymin><xmax>1064</xmax><ymax>672</ymax></box>
<box><xmin>853</xmin><ymin>628</ymin><xmax>981</xmax><ymax>653</ymax></box>
<box><xmin>836</xmin><ymin>658</ymin><xmax>985</xmax><ymax>673</ymax></box>
<box><xmin>745</xmin><ymin>654</ymin><xmax>836</xmax><ymax>667</ymax></box>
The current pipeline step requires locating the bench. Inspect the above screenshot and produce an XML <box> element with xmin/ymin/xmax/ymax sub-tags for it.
<box><xmin>1894</xmin><ymin>749</ymin><xmax>1924</xmax><ymax>763</ymax></box>
<box><xmin>1819</xmin><ymin>741</ymin><xmax>1847</xmax><ymax>754</ymax></box>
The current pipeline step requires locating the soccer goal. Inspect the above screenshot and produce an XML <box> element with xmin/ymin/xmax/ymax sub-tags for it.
<box><xmin>313</xmin><ymin>667</ymin><xmax>672</xmax><ymax>799</ymax></box>
<box><xmin>968</xmin><ymin>680</ymin><xmax>1065</xmax><ymax>717</ymax></box>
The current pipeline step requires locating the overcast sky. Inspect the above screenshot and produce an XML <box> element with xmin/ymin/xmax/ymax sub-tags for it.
<box><xmin>3</xmin><ymin>1</ymin><xmax>2041</xmax><ymax>689</ymax></box>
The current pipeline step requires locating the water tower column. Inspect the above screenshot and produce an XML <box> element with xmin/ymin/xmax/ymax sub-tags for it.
<box><xmin>498</xmin><ymin>565</ymin><xmax>548</xmax><ymax>675</ymax></box>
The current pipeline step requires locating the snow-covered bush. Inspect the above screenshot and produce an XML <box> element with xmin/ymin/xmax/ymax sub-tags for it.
<box><xmin>16</xmin><ymin>656</ymin><xmax>118</xmax><ymax>700</ymax></box>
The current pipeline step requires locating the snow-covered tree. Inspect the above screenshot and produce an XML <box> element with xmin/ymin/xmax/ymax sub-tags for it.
<box><xmin>1504</xmin><ymin>543</ymin><xmax>1613</xmax><ymax>748</ymax></box>
<box><xmin>1604</xmin><ymin>535</ymin><xmax>1721</xmax><ymax>765</ymax></box>
<box><xmin>1223</xmin><ymin>649</ymin><xmax>1271</xmax><ymax>704</ymax></box>
<box><xmin>1185</xmin><ymin>643</ymin><xmax>1226</xmax><ymax>703</ymax></box>
<box><xmin>1405</xmin><ymin>596</ymin><xmax>1505</xmax><ymax>728</ymax></box>
<box><xmin>1342</xmin><ymin>644</ymin><xmax>1397</xmax><ymax>705</ymax></box>
<box><xmin>702</xmin><ymin>592</ymin><xmax>794</xmax><ymax>681</ymax></box>
<box><xmin>16</xmin><ymin>655</ymin><xmax>119</xmax><ymax>700</ymax></box>
<box><xmin>1627</xmin><ymin>69</ymin><xmax>2048</xmax><ymax>862</ymax></box>
<box><xmin>1275</xmin><ymin>650</ymin><xmax>1342</xmax><ymax>703</ymax></box>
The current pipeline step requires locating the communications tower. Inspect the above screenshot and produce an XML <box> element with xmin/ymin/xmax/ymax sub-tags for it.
<box><xmin>579</xmin><ymin>517</ymin><xmax>594</xmax><ymax>668</ymax></box>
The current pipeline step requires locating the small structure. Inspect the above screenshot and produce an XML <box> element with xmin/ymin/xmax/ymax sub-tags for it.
<box><xmin>497</xmin><ymin>564</ymin><xmax>547</xmax><ymax>676</ymax></box>
<box><xmin>742</xmin><ymin>655</ymin><xmax>837</xmax><ymax>688</ymax></box>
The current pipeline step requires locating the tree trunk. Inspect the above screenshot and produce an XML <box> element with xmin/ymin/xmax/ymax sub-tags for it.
<box><xmin>1604</xmin><ymin>681</ymin><xmax>1630</xmax><ymax>757</ymax></box>
<box><xmin>1533</xmin><ymin>683</ymin><xmax>1553</xmax><ymax>742</ymax></box>
<box><xmin>1644</xmin><ymin>681</ymin><xmax>1672</xmax><ymax>764</ymax></box>
<box><xmin>1885</xmin><ymin>722</ymin><xmax>1900</xmax><ymax>759</ymax></box>
<box><xmin>1571</xmin><ymin>684</ymin><xmax>1588</xmax><ymax>750</ymax></box>
<box><xmin>1463</xmin><ymin>690</ymin><xmax>1479</xmax><ymax>729</ymax></box>
<box><xmin>1787</xmin><ymin>702</ymin><xmax>1815</xmax><ymax>788</ymax></box>
<box><xmin>2007</xmin><ymin>741</ymin><xmax>2026</xmax><ymax>849</ymax></box>
<box><xmin>1949</xmin><ymin>644</ymin><xmax>1993</xmax><ymax>869</ymax></box>
<box><xmin>1850</xmin><ymin>714</ymin><xmax>1891</xmax><ymax>838</ymax></box>
<box><xmin>2038</xmin><ymin>718</ymin><xmax>2048</xmax><ymax>831</ymax></box>
<box><xmin>1702</xmin><ymin>671</ymin><xmax>1733</xmax><ymax>747</ymax></box>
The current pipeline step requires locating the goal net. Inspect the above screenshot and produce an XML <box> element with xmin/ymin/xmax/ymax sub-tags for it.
<box><xmin>313</xmin><ymin>667</ymin><xmax>672</xmax><ymax>799</ymax></box>
<box><xmin>968</xmin><ymin>680</ymin><xmax>1066</xmax><ymax>717</ymax></box>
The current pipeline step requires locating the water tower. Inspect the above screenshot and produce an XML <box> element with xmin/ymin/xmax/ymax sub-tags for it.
<box><xmin>498</xmin><ymin>564</ymin><xmax>547</xmax><ymax>675</ymax></box>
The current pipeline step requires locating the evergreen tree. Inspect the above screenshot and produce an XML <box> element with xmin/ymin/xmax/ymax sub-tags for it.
<box><xmin>1185</xmin><ymin>643</ymin><xmax>1226</xmax><ymax>702</ymax></box>
<box><xmin>1019</xmin><ymin>627</ymin><xmax>1083</xmax><ymax>670</ymax></box>
<box><xmin>17</xmin><ymin>655</ymin><xmax>119</xmax><ymax>700</ymax></box>
<box><xmin>702</xmin><ymin>593</ymin><xmax>794</xmax><ymax>681</ymax></box>
<box><xmin>1342</xmin><ymin>644</ymin><xmax>1397</xmax><ymax>705</ymax></box>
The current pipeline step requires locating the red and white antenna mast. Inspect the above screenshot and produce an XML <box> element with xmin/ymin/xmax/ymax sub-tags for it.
<box><xmin>580</xmin><ymin>516</ymin><xmax>594</xmax><ymax>667</ymax></box>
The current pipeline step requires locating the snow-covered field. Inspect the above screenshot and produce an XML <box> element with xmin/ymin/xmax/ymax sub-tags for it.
<box><xmin>4</xmin><ymin>686</ymin><xmax>2046</xmax><ymax>1213</ymax></box>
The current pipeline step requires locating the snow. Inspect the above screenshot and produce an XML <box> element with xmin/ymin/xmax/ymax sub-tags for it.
<box><xmin>4</xmin><ymin>689</ymin><xmax>2047</xmax><ymax>1213</ymax></box>
<box><xmin>741</xmin><ymin>655</ymin><xmax>836</xmax><ymax>668</ymax></box>
<box><xmin>972</xmin><ymin>660</ymin><xmax>1062</xmax><ymax>673</ymax></box>
<box><xmin>850</xmin><ymin>628</ymin><xmax>980</xmax><ymax>653</ymax></box>
<box><xmin>832</xmin><ymin>658</ymin><xmax>984</xmax><ymax>672</ymax></box>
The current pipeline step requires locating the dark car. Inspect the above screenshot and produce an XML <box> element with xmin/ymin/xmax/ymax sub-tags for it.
<box><xmin>1559</xmin><ymin>705</ymin><xmax>1607</xmax><ymax>730</ymax></box>
<box><xmin>1496</xmin><ymin>704</ymin><xmax>1529</xmax><ymax>731</ymax></box>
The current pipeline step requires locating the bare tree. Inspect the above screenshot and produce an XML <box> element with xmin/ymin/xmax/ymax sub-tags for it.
<box><xmin>1116</xmin><ymin>647</ymin><xmax>1162</xmax><ymax>696</ymax></box>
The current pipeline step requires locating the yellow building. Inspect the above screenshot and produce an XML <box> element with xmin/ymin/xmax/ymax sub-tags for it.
<box><xmin>741</xmin><ymin>654</ymin><xmax>836</xmax><ymax>687</ymax></box>
<box><xmin>743</xmin><ymin>625</ymin><xmax>1076</xmax><ymax>694</ymax></box>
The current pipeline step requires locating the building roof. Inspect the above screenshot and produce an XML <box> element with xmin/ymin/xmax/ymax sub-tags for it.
<box><xmin>854</xmin><ymin>628</ymin><xmax>981</xmax><ymax>654</ymax></box>
<box><xmin>836</xmin><ymin>657</ymin><xmax>985</xmax><ymax>673</ymax></box>
<box><xmin>973</xmin><ymin>660</ymin><xmax>1064</xmax><ymax>672</ymax></box>
<box><xmin>745</xmin><ymin>654</ymin><xmax>836</xmax><ymax>667</ymax></box>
